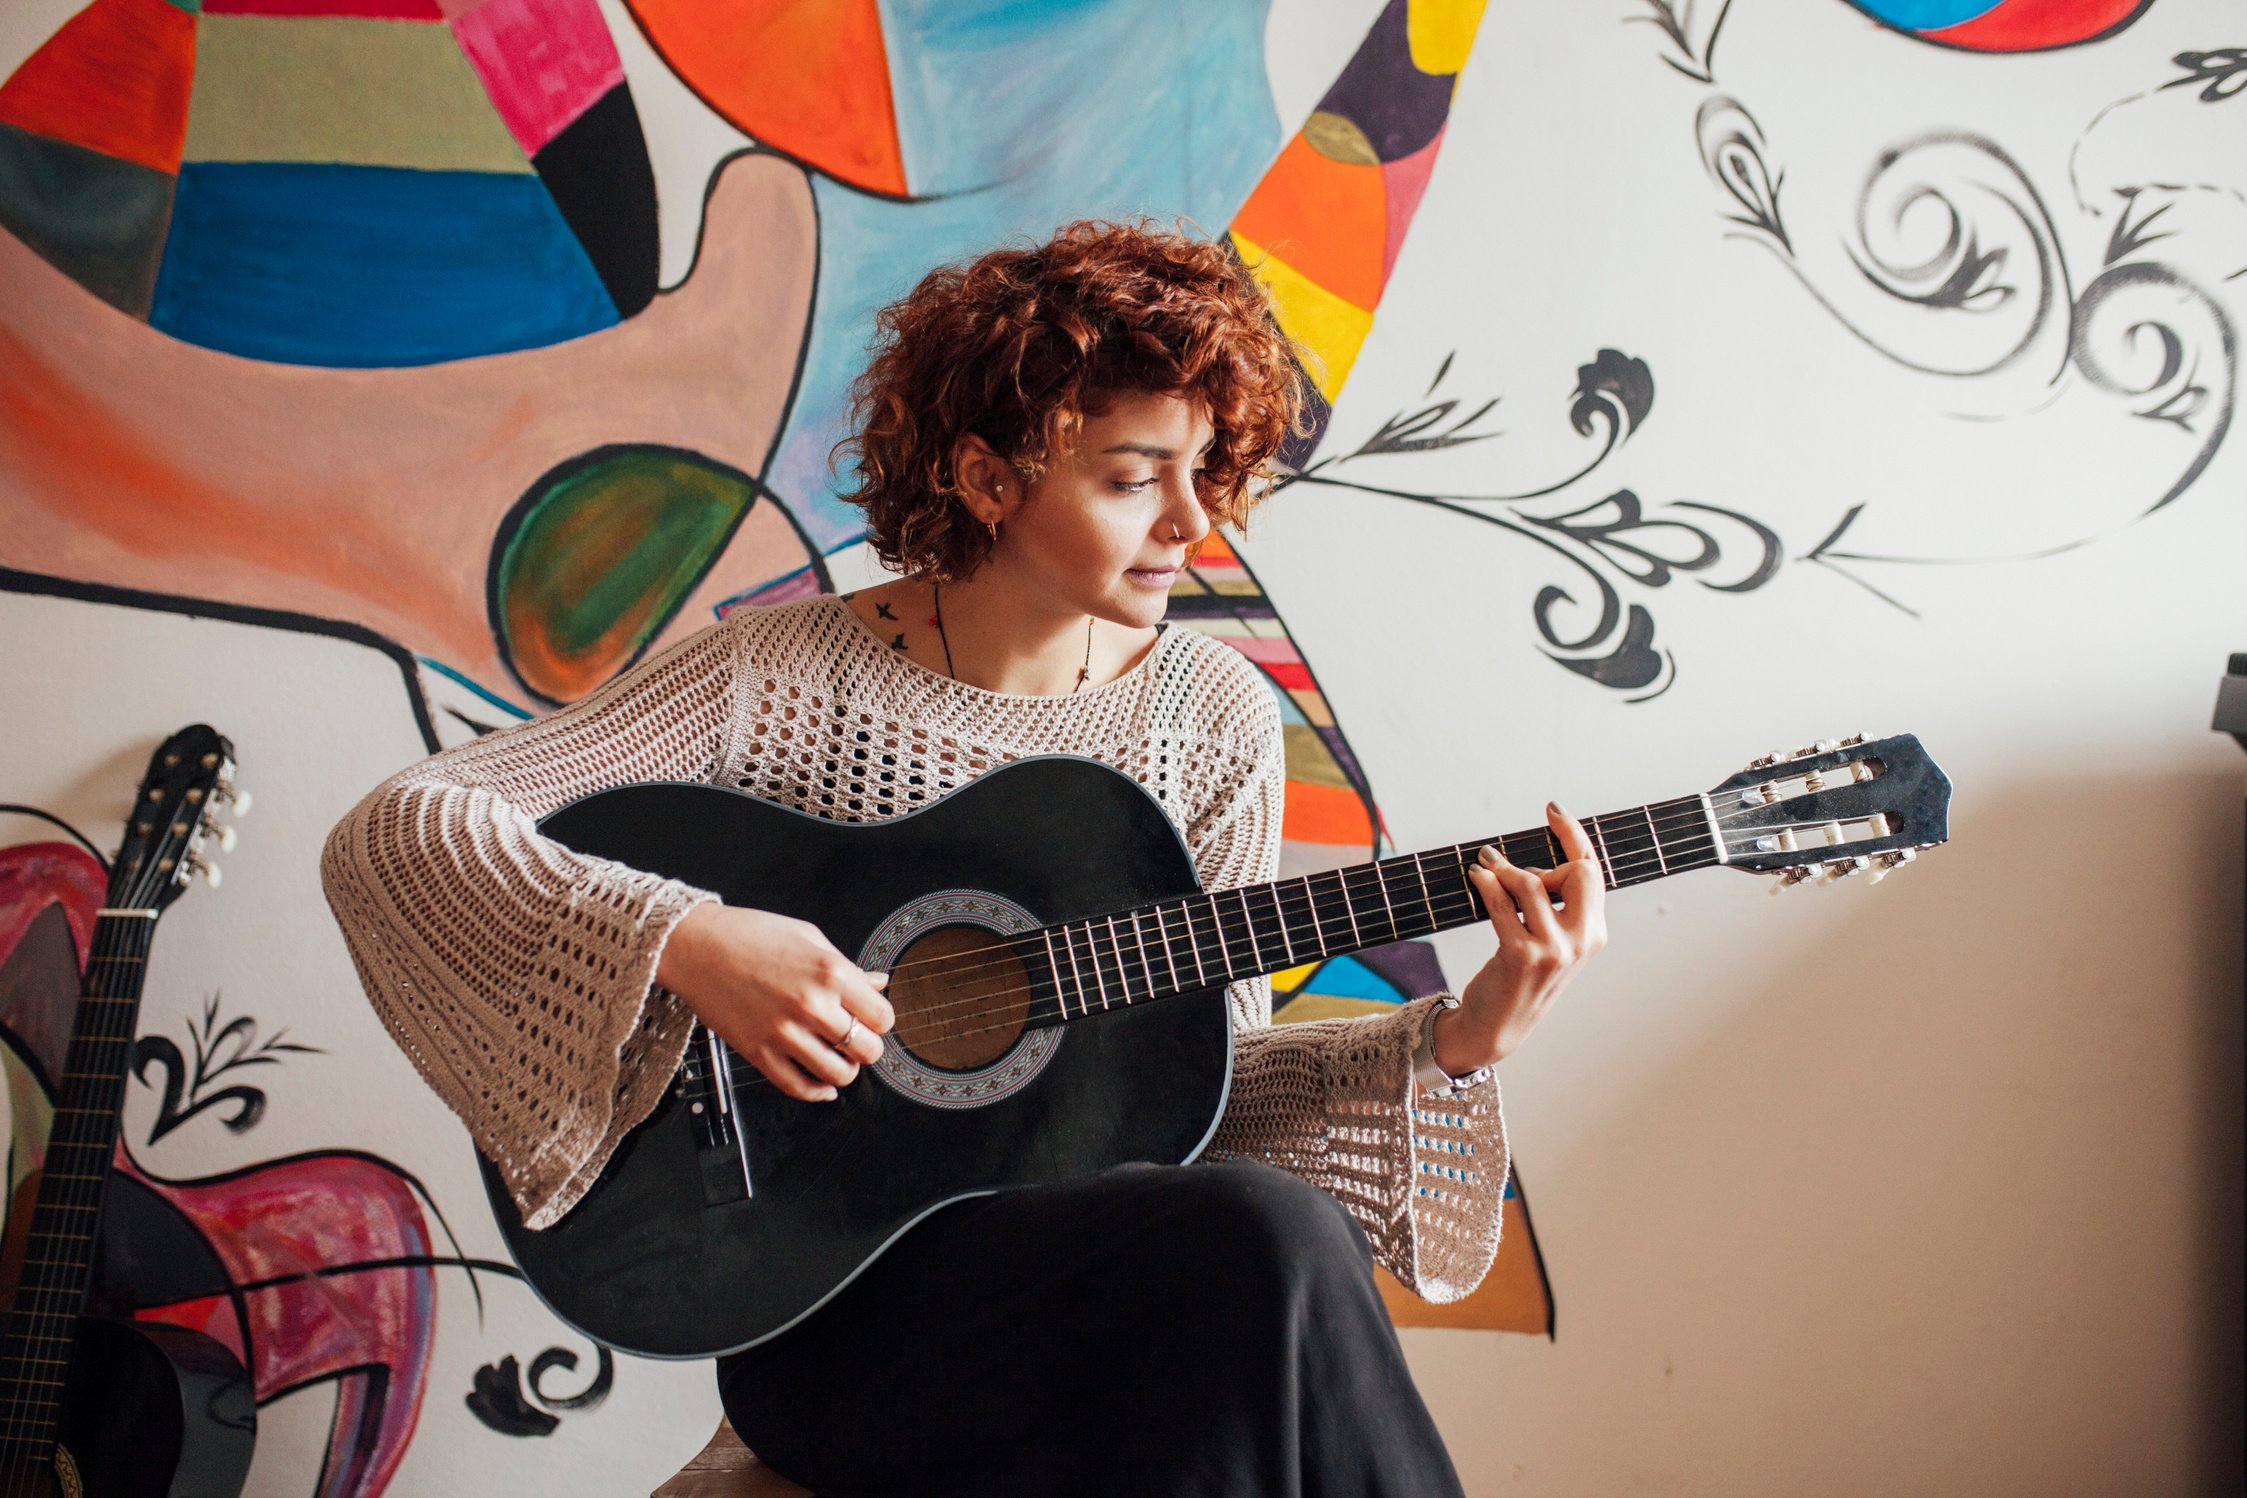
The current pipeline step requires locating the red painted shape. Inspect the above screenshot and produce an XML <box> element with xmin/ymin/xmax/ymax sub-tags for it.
<box><xmin>451</xmin><ymin>0</ymin><xmax>624</xmax><ymax>155</ymax></box>
<box><xmin>1923</xmin><ymin>0</ymin><xmax>2149</xmax><ymax>50</ymax></box>
<box><xmin>0</xmin><ymin>0</ymin><xmax>196</xmax><ymax>174</ymax></box>
<box><xmin>624</xmin><ymin>0</ymin><xmax>907</xmax><ymax>195</ymax></box>
<box><xmin>136</xmin><ymin>1292</ymin><xmax>249</xmax><ymax>1364</ymax></box>
<box><xmin>0</xmin><ymin>843</ymin><xmax>104</xmax><ymax>970</ymax></box>
<box><xmin>124</xmin><ymin>1149</ymin><xmax>436</xmax><ymax>1498</ymax></box>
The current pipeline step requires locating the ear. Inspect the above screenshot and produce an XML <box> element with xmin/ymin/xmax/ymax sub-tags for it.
<box><xmin>950</xmin><ymin>434</ymin><xmax>1015</xmax><ymax>525</ymax></box>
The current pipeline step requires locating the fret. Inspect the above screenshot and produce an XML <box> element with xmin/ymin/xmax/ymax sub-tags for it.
<box><xmin>1153</xmin><ymin>906</ymin><xmax>1183</xmax><ymax>991</ymax></box>
<box><xmin>1233</xmin><ymin>889</ymin><xmax>1264</xmax><ymax>971</ymax></box>
<box><xmin>1180</xmin><ymin>900</ymin><xmax>1208</xmax><ymax>988</ymax></box>
<box><xmin>1642</xmin><ymin>805</ymin><xmax>1668</xmax><ymax>877</ymax></box>
<box><xmin>1333</xmin><ymin>869</ymin><xmax>1362</xmax><ymax>948</ymax></box>
<box><xmin>1039</xmin><ymin>929</ymin><xmax>1065</xmax><ymax>1020</ymax></box>
<box><xmin>1079</xmin><ymin>923</ymin><xmax>1112</xmax><ymax>1012</ymax></box>
<box><xmin>1059</xmin><ymin>925</ymin><xmax>1090</xmax><ymax>1019</ymax></box>
<box><xmin>1410</xmin><ymin>850</ymin><xmax>1439</xmax><ymax>930</ymax></box>
<box><xmin>1105</xmin><ymin>916</ymin><xmax>1131</xmax><ymax>1005</ymax></box>
<box><xmin>1202</xmin><ymin>895</ymin><xmax>1238</xmax><ymax>984</ymax></box>
<box><xmin>1130</xmin><ymin>912</ymin><xmax>1157</xmax><ymax>1000</ymax></box>
<box><xmin>1588</xmin><ymin>816</ymin><xmax>1616</xmax><ymax>888</ymax></box>
<box><xmin>1260</xmin><ymin>885</ymin><xmax>1295</xmax><ymax>967</ymax></box>
<box><xmin>1357</xmin><ymin>862</ymin><xmax>1393</xmax><ymax>943</ymax></box>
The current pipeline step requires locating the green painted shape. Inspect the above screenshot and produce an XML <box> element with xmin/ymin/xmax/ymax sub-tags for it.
<box><xmin>183</xmin><ymin>14</ymin><xmax>530</xmax><ymax>172</ymax></box>
<box><xmin>496</xmin><ymin>448</ymin><xmax>755</xmax><ymax>702</ymax></box>
<box><xmin>161</xmin><ymin>0</ymin><xmax>202</xmax><ymax>14</ymax></box>
<box><xmin>0</xmin><ymin>120</ymin><xmax>176</xmax><ymax>317</ymax></box>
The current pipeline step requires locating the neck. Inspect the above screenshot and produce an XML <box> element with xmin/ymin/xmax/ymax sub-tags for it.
<box><xmin>928</xmin><ymin>570</ymin><xmax>1108</xmax><ymax>696</ymax></box>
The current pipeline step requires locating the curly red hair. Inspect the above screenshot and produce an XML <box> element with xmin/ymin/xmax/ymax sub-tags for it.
<box><xmin>833</xmin><ymin>218</ymin><xmax>1309</xmax><ymax>581</ymax></box>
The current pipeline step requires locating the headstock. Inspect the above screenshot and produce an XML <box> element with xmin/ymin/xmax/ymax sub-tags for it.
<box><xmin>108</xmin><ymin>724</ymin><xmax>246</xmax><ymax>913</ymax></box>
<box><xmin>1707</xmin><ymin>733</ymin><xmax>1949</xmax><ymax>890</ymax></box>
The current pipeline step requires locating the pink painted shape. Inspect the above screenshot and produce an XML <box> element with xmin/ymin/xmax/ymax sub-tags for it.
<box><xmin>1380</xmin><ymin>128</ymin><xmax>1444</xmax><ymax>285</ymax></box>
<box><xmin>716</xmin><ymin>564</ymin><xmax>826</xmax><ymax>616</ymax></box>
<box><xmin>130</xmin><ymin>1150</ymin><xmax>436</xmax><ymax>1498</ymax></box>
<box><xmin>1221</xmin><ymin>634</ymin><xmax>1306</xmax><ymax>667</ymax></box>
<box><xmin>0</xmin><ymin>843</ymin><xmax>104</xmax><ymax>972</ymax></box>
<box><xmin>204</xmin><ymin>0</ymin><xmax>445</xmax><ymax>17</ymax></box>
<box><xmin>450</xmin><ymin>0</ymin><xmax>625</xmax><ymax>156</ymax></box>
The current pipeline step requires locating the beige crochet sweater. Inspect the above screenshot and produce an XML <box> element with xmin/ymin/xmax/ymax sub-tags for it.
<box><xmin>321</xmin><ymin>593</ymin><xmax>1508</xmax><ymax>1300</ymax></box>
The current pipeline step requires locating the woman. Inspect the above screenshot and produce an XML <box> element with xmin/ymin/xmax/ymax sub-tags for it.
<box><xmin>322</xmin><ymin>219</ymin><xmax>1607</xmax><ymax>1496</ymax></box>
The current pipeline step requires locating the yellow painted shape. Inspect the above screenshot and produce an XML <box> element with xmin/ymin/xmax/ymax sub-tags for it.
<box><xmin>1284</xmin><ymin>723</ymin><xmax>1351</xmax><ymax>788</ymax></box>
<box><xmin>1271</xmin><ymin>961</ymin><xmax>1318</xmax><ymax>993</ymax></box>
<box><xmin>1273</xmin><ymin>992</ymin><xmax>1398</xmax><ymax>1025</ymax></box>
<box><xmin>1231</xmin><ymin>229</ymin><xmax>1372</xmax><ymax>403</ymax></box>
<box><xmin>185</xmin><ymin>15</ymin><xmax>531</xmax><ymax>173</ymax></box>
<box><xmin>1407</xmin><ymin>0</ymin><xmax>1488</xmax><ymax>76</ymax></box>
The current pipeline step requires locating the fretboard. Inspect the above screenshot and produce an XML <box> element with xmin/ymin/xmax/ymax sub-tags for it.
<box><xmin>1033</xmin><ymin>793</ymin><xmax>1720</xmax><ymax>1021</ymax></box>
<box><xmin>0</xmin><ymin>910</ymin><xmax>152</xmax><ymax>1457</ymax></box>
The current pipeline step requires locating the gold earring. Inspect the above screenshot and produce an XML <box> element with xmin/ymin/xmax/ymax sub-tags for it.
<box><xmin>986</xmin><ymin>520</ymin><xmax>999</xmax><ymax>542</ymax></box>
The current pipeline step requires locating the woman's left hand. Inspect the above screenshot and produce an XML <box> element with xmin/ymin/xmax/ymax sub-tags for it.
<box><xmin>1438</xmin><ymin>802</ymin><xmax>1609</xmax><ymax>1075</ymax></box>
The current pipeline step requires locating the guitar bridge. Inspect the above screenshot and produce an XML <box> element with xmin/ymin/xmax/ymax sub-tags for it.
<box><xmin>679</xmin><ymin>1027</ymin><xmax>752</xmax><ymax>1204</ymax></box>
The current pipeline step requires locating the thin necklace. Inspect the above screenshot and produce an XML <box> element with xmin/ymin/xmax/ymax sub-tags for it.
<box><xmin>931</xmin><ymin>582</ymin><xmax>1093</xmax><ymax>694</ymax></box>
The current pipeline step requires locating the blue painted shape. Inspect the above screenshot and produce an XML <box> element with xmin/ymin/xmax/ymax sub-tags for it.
<box><xmin>1842</xmin><ymin>0</ymin><xmax>2005</xmax><ymax>30</ymax></box>
<box><xmin>151</xmin><ymin>162</ymin><xmax>617</xmax><ymax>367</ymax></box>
<box><xmin>1299</xmin><ymin>954</ymin><xmax>1406</xmax><ymax>1004</ymax></box>
<box><xmin>1272</xmin><ymin>683</ymin><xmax>1310</xmax><ymax>725</ymax></box>
<box><xmin>780</xmin><ymin>1</ymin><xmax>1281</xmax><ymax>550</ymax></box>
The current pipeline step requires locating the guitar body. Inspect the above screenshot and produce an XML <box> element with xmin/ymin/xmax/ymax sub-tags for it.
<box><xmin>485</xmin><ymin>756</ymin><xmax>1234</xmax><ymax>1358</ymax></box>
<box><xmin>60</xmin><ymin>1320</ymin><xmax>254</xmax><ymax>1498</ymax></box>
<box><xmin>0</xmin><ymin>1319</ymin><xmax>255</xmax><ymax>1498</ymax></box>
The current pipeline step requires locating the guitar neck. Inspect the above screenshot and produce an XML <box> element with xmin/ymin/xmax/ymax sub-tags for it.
<box><xmin>0</xmin><ymin>910</ymin><xmax>153</xmax><ymax>1456</ymax></box>
<box><xmin>1034</xmin><ymin>792</ymin><xmax>1722</xmax><ymax>1019</ymax></box>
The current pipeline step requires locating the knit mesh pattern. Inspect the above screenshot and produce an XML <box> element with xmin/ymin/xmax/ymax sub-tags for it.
<box><xmin>321</xmin><ymin>593</ymin><xmax>1507</xmax><ymax>1296</ymax></box>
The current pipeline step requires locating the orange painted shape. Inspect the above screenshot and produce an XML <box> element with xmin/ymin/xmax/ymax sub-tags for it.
<box><xmin>1230</xmin><ymin>131</ymin><xmax>1386</xmax><ymax>312</ymax></box>
<box><xmin>1283</xmin><ymin>779</ymin><xmax>1375</xmax><ymax>847</ymax></box>
<box><xmin>1377</xmin><ymin>1193</ymin><xmax>1552</xmax><ymax>1332</ymax></box>
<box><xmin>0</xmin><ymin>0</ymin><xmax>197</xmax><ymax>174</ymax></box>
<box><xmin>625</xmin><ymin>0</ymin><xmax>906</xmax><ymax>196</ymax></box>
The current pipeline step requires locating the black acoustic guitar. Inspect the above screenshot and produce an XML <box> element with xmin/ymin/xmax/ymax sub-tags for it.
<box><xmin>485</xmin><ymin>734</ymin><xmax>1950</xmax><ymax>1359</ymax></box>
<box><xmin>0</xmin><ymin>726</ymin><xmax>255</xmax><ymax>1498</ymax></box>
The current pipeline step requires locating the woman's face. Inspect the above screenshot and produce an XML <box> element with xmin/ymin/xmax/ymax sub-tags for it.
<box><xmin>987</xmin><ymin>390</ymin><xmax>1218</xmax><ymax>630</ymax></box>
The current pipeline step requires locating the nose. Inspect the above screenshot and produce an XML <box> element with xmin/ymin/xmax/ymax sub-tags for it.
<box><xmin>1163</xmin><ymin>476</ymin><xmax>1211</xmax><ymax>547</ymax></box>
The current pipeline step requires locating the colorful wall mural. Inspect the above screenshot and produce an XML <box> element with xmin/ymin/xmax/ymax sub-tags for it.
<box><xmin>0</xmin><ymin>0</ymin><xmax>2238</xmax><ymax>1490</ymax></box>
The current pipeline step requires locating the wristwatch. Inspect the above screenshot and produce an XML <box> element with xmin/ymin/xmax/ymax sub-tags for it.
<box><xmin>1411</xmin><ymin>995</ymin><xmax>1495</xmax><ymax>1096</ymax></box>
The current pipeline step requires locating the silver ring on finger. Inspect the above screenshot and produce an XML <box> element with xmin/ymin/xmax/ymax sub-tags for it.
<box><xmin>832</xmin><ymin>1015</ymin><xmax>861</xmax><ymax>1052</ymax></box>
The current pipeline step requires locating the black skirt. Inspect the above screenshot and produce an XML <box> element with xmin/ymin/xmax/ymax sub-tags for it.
<box><xmin>716</xmin><ymin>1158</ymin><xmax>1466</xmax><ymax>1498</ymax></box>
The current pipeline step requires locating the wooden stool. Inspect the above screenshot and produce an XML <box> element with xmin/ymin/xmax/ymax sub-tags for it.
<box><xmin>650</xmin><ymin>1421</ymin><xmax>812</xmax><ymax>1498</ymax></box>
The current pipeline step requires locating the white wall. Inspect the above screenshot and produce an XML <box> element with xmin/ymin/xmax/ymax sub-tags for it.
<box><xmin>2</xmin><ymin>0</ymin><xmax>2239</xmax><ymax>1493</ymax></box>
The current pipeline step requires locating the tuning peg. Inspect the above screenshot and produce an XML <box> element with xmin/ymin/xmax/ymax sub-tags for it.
<box><xmin>205</xmin><ymin>821</ymin><xmax>238</xmax><ymax>853</ymax></box>
<box><xmin>224</xmin><ymin>788</ymin><xmax>252</xmax><ymax>818</ymax></box>
<box><xmin>1769</xmin><ymin>866</ymin><xmax>1816</xmax><ymax>894</ymax></box>
<box><xmin>201</xmin><ymin>860</ymin><xmax>223</xmax><ymax>889</ymax></box>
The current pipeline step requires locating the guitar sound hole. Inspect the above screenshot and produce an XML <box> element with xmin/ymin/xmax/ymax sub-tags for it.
<box><xmin>887</xmin><ymin>924</ymin><xmax>1031</xmax><ymax>1072</ymax></box>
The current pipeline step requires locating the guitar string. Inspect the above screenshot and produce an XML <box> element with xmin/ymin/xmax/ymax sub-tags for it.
<box><xmin>858</xmin><ymin>795</ymin><xmax>1716</xmax><ymax>983</ymax></box>
<box><xmin>0</xmin><ymin>914</ymin><xmax>144</xmax><ymax>1452</ymax></box>
<box><xmin>712</xmin><ymin>796</ymin><xmax>1904</xmax><ymax>1095</ymax></box>
<box><xmin>858</xmin><ymin>794</ymin><xmax>1725</xmax><ymax>989</ymax></box>
<box><xmin>709</xmin><ymin>802</ymin><xmax>1890</xmax><ymax>1081</ymax></box>
<box><xmin>731</xmin><ymin>803</ymin><xmax>1726</xmax><ymax>1050</ymax></box>
<box><xmin>844</xmin><ymin>792</ymin><xmax>1845</xmax><ymax>1006</ymax></box>
<box><xmin>715</xmin><ymin>848</ymin><xmax>1729</xmax><ymax>1095</ymax></box>
<box><xmin>0</xmin><ymin>909</ymin><xmax>150</xmax><ymax>1457</ymax></box>
<box><xmin>3</xmin><ymin>818</ymin><xmax>190</xmax><ymax>1456</ymax></box>
<box><xmin>712</xmin><ymin>844</ymin><xmax>1735</xmax><ymax>1093</ymax></box>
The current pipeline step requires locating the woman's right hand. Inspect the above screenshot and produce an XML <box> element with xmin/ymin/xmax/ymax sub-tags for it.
<box><xmin>655</xmin><ymin>903</ymin><xmax>893</xmax><ymax>1101</ymax></box>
